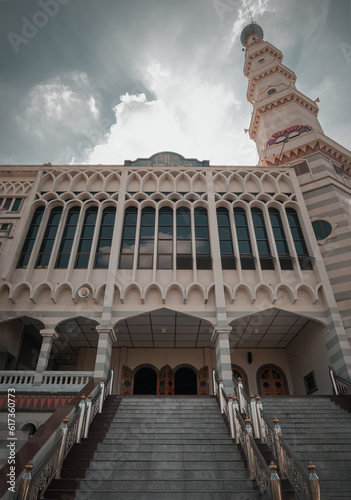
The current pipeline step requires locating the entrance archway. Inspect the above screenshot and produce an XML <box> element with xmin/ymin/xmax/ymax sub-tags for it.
<box><xmin>258</xmin><ymin>365</ymin><xmax>288</xmax><ymax>395</ymax></box>
<box><xmin>175</xmin><ymin>367</ymin><xmax>197</xmax><ymax>395</ymax></box>
<box><xmin>133</xmin><ymin>367</ymin><xmax>157</xmax><ymax>395</ymax></box>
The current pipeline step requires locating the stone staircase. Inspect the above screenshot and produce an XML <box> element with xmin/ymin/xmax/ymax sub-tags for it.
<box><xmin>261</xmin><ymin>396</ymin><xmax>351</xmax><ymax>500</ymax></box>
<box><xmin>44</xmin><ymin>395</ymin><xmax>261</xmax><ymax>499</ymax></box>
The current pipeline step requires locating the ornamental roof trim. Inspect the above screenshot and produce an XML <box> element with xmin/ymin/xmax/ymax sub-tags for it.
<box><xmin>124</xmin><ymin>152</ymin><xmax>210</xmax><ymax>168</ymax></box>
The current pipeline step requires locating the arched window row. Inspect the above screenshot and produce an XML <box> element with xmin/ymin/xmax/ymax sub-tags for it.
<box><xmin>17</xmin><ymin>204</ymin><xmax>311</xmax><ymax>273</ymax></box>
<box><xmin>17</xmin><ymin>204</ymin><xmax>116</xmax><ymax>270</ymax></box>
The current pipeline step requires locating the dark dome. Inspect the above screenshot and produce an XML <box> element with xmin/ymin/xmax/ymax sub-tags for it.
<box><xmin>240</xmin><ymin>23</ymin><xmax>264</xmax><ymax>47</ymax></box>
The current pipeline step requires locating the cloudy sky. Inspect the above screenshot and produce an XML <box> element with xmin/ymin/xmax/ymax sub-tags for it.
<box><xmin>0</xmin><ymin>0</ymin><xmax>350</xmax><ymax>166</ymax></box>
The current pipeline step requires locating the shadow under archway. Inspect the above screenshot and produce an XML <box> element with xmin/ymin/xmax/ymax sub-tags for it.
<box><xmin>175</xmin><ymin>367</ymin><xmax>197</xmax><ymax>395</ymax></box>
<box><xmin>133</xmin><ymin>367</ymin><xmax>157</xmax><ymax>395</ymax></box>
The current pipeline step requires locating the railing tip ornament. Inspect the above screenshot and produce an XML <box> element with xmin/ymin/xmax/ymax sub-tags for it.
<box><xmin>233</xmin><ymin>395</ymin><xmax>238</xmax><ymax>401</ymax></box>
<box><xmin>219</xmin><ymin>378</ymin><xmax>223</xmax><ymax>382</ymax></box>
<box><xmin>81</xmin><ymin>394</ymin><xmax>86</xmax><ymax>400</ymax></box>
<box><xmin>269</xmin><ymin>461</ymin><xmax>278</xmax><ymax>473</ymax></box>
<box><xmin>88</xmin><ymin>394</ymin><xmax>92</xmax><ymax>399</ymax></box>
<box><xmin>228</xmin><ymin>394</ymin><xmax>232</xmax><ymax>399</ymax></box>
<box><xmin>273</xmin><ymin>417</ymin><xmax>279</xmax><ymax>425</ymax></box>
<box><xmin>244</xmin><ymin>417</ymin><xmax>251</xmax><ymax>425</ymax></box>
<box><xmin>101</xmin><ymin>377</ymin><xmax>105</xmax><ymax>382</ymax></box>
<box><xmin>250</xmin><ymin>393</ymin><xmax>255</xmax><ymax>399</ymax></box>
<box><xmin>307</xmin><ymin>461</ymin><xmax>316</xmax><ymax>473</ymax></box>
<box><xmin>256</xmin><ymin>395</ymin><xmax>261</xmax><ymax>401</ymax></box>
<box><xmin>24</xmin><ymin>461</ymin><xmax>34</xmax><ymax>473</ymax></box>
<box><xmin>238</xmin><ymin>377</ymin><xmax>242</xmax><ymax>382</ymax></box>
<box><xmin>62</xmin><ymin>417</ymin><xmax>69</xmax><ymax>425</ymax></box>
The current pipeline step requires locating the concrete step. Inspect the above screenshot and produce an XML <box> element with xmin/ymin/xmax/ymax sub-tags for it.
<box><xmin>44</xmin><ymin>489</ymin><xmax>262</xmax><ymax>499</ymax></box>
<box><xmin>64</xmin><ymin>459</ymin><xmax>247</xmax><ymax>471</ymax></box>
<box><xmin>94</xmin><ymin>443</ymin><xmax>238</xmax><ymax>452</ymax></box>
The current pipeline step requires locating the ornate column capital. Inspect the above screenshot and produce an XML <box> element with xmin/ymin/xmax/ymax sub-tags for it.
<box><xmin>40</xmin><ymin>329</ymin><xmax>58</xmax><ymax>340</ymax></box>
<box><xmin>211</xmin><ymin>327</ymin><xmax>231</xmax><ymax>344</ymax></box>
<box><xmin>95</xmin><ymin>325</ymin><xmax>117</xmax><ymax>343</ymax></box>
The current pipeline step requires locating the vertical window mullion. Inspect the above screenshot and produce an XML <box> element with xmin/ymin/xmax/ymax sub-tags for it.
<box><xmin>251</xmin><ymin>207</ymin><xmax>274</xmax><ymax>270</ymax></box>
<box><xmin>194</xmin><ymin>207</ymin><xmax>212</xmax><ymax>270</ymax></box>
<box><xmin>56</xmin><ymin>206</ymin><xmax>80</xmax><ymax>268</ymax></box>
<box><xmin>234</xmin><ymin>206</ymin><xmax>255</xmax><ymax>270</ymax></box>
<box><xmin>217</xmin><ymin>207</ymin><xmax>235</xmax><ymax>270</ymax></box>
<box><xmin>286</xmin><ymin>207</ymin><xmax>312</xmax><ymax>270</ymax></box>
<box><xmin>138</xmin><ymin>206</ymin><xmax>155</xmax><ymax>269</ymax></box>
<box><xmin>74</xmin><ymin>206</ymin><xmax>98</xmax><ymax>269</ymax></box>
<box><xmin>95</xmin><ymin>206</ymin><xmax>116</xmax><ymax>269</ymax></box>
<box><xmin>157</xmin><ymin>206</ymin><xmax>173</xmax><ymax>269</ymax></box>
<box><xmin>176</xmin><ymin>207</ymin><xmax>192</xmax><ymax>270</ymax></box>
<box><xmin>119</xmin><ymin>206</ymin><xmax>138</xmax><ymax>269</ymax></box>
<box><xmin>269</xmin><ymin>207</ymin><xmax>293</xmax><ymax>270</ymax></box>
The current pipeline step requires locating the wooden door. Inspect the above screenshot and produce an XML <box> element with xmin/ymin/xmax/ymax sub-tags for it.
<box><xmin>121</xmin><ymin>365</ymin><xmax>134</xmax><ymax>395</ymax></box>
<box><xmin>197</xmin><ymin>366</ymin><xmax>209</xmax><ymax>395</ymax></box>
<box><xmin>157</xmin><ymin>365</ymin><xmax>174</xmax><ymax>395</ymax></box>
<box><xmin>259</xmin><ymin>367</ymin><xmax>286</xmax><ymax>395</ymax></box>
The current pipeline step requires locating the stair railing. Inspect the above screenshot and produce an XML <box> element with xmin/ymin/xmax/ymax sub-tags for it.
<box><xmin>18</xmin><ymin>368</ymin><xmax>114</xmax><ymax>500</ymax></box>
<box><xmin>329</xmin><ymin>365</ymin><xmax>351</xmax><ymax>395</ymax></box>
<box><xmin>213</xmin><ymin>370</ymin><xmax>282</xmax><ymax>499</ymax></box>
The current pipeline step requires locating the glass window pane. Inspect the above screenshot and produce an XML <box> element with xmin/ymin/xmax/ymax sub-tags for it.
<box><xmin>11</xmin><ymin>199</ymin><xmax>22</xmax><ymax>211</ymax></box>
<box><xmin>3</xmin><ymin>199</ymin><xmax>12</xmax><ymax>209</ymax></box>
<box><xmin>121</xmin><ymin>240</ymin><xmax>135</xmax><ymax>253</ymax></box>
<box><xmin>252</xmin><ymin>214</ymin><xmax>264</xmax><ymax>225</ymax></box>
<box><xmin>194</xmin><ymin>213</ymin><xmax>208</xmax><ymax>225</ymax></box>
<box><xmin>95</xmin><ymin>253</ymin><xmax>109</xmax><ymax>268</ymax></box>
<box><xmin>238</xmin><ymin>241</ymin><xmax>252</xmax><ymax>254</ymax></box>
<box><xmin>76</xmin><ymin>254</ymin><xmax>90</xmax><ymax>268</ymax></box>
<box><xmin>62</xmin><ymin>226</ymin><xmax>76</xmax><ymax>239</ymax></box>
<box><xmin>236</xmin><ymin>226</ymin><xmax>250</xmax><ymax>239</ymax></box>
<box><xmin>78</xmin><ymin>239</ymin><xmax>92</xmax><ymax>252</ymax></box>
<box><xmin>273</xmin><ymin>227</ymin><xmax>285</xmax><ymax>240</ymax></box>
<box><xmin>56</xmin><ymin>253</ymin><xmax>70</xmax><ymax>268</ymax></box>
<box><xmin>50</xmin><ymin>213</ymin><xmax>62</xmax><ymax>225</ymax></box>
<box><xmin>138</xmin><ymin>254</ymin><xmax>153</xmax><ymax>268</ymax></box>
<box><xmin>177</xmin><ymin>255</ymin><xmax>192</xmax><ymax>269</ymax></box>
<box><xmin>254</xmin><ymin>227</ymin><xmax>267</xmax><ymax>240</ymax></box>
<box><xmin>119</xmin><ymin>254</ymin><xmax>133</xmax><ymax>268</ymax></box>
<box><xmin>60</xmin><ymin>240</ymin><xmax>73</xmax><ymax>253</ymax></box>
<box><xmin>37</xmin><ymin>254</ymin><xmax>50</xmax><ymax>267</ymax></box>
<box><xmin>123</xmin><ymin>226</ymin><xmax>136</xmax><ymax>239</ymax></box>
<box><xmin>102</xmin><ymin>213</ymin><xmax>115</xmax><ymax>225</ymax></box>
<box><xmin>141</xmin><ymin>212</ymin><xmax>155</xmax><ymax>225</ymax></box>
<box><xmin>41</xmin><ymin>239</ymin><xmax>54</xmax><ymax>253</ymax></box>
<box><xmin>291</xmin><ymin>227</ymin><xmax>303</xmax><ymax>240</ymax></box>
<box><xmin>45</xmin><ymin>226</ymin><xmax>59</xmax><ymax>239</ymax></box>
<box><xmin>218</xmin><ymin>227</ymin><xmax>231</xmax><ymax>239</ymax></box>
<box><xmin>139</xmin><ymin>240</ymin><xmax>154</xmax><ymax>253</ymax></box>
<box><xmin>158</xmin><ymin>240</ymin><xmax>172</xmax><ymax>253</ymax></box>
<box><xmin>276</xmin><ymin>241</ymin><xmax>289</xmax><ymax>254</ymax></box>
<box><xmin>295</xmin><ymin>241</ymin><xmax>307</xmax><ymax>255</ymax></box>
<box><xmin>125</xmin><ymin>213</ymin><xmax>137</xmax><ymax>225</ymax></box>
<box><xmin>140</xmin><ymin>226</ymin><xmax>155</xmax><ymax>238</ymax></box>
<box><xmin>159</xmin><ymin>226</ymin><xmax>173</xmax><ymax>238</ymax></box>
<box><xmin>220</xmin><ymin>240</ymin><xmax>233</xmax><ymax>254</ymax></box>
<box><xmin>195</xmin><ymin>226</ymin><xmax>209</xmax><ymax>239</ymax></box>
<box><xmin>68</xmin><ymin>212</ymin><xmax>80</xmax><ymax>225</ymax></box>
<box><xmin>177</xmin><ymin>212</ymin><xmax>190</xmax><ymax>226</ymax></box>
<box><xmin>177</xmin><ymin>240</ymin><xmax>191</xmax><ymax>254</ymax></box>
<box><xmin>158</xmin><ymin>255</ymin><xmax>172</xmax><ymax>269</ymax></box>
<box><xmin>177</xmin><ymin>226</ymin><xmax>191</xmax><ymax>239</ymax></box>
<box><xmin>270</xmin><ymin>214</ymin><xmax>280</xmax><ymax>226</ymax></box>
<box><xmin>196</xmin><ymin>240</ymin><xmax>210</xmax><ymax>254</ymax></box>
<box><xmin>217</xmin><ymin>214</ymin><xmax>229</xmax><ymax>225</ymax></box>
<box><xmin>99</xmin><ymin>226</ymin><xmax>114</xmax><ymax>239</ymax></box>
<box><xmin>257</xmin><ymin>241</ymin><xmax>270</xmax><ymax>254</ymax></box>
<box><xmin>97</xmin><ymin>240</ymin><xmax>111</xmax><ymax>251</ymax></box>
<box><xmin>234</xmin><ymin>213</ymin><xmax>246</xmax><ymax>225</ymax></box>
<box><xmin>159</xmin><ymin>213</ymin><xmax>173</xmax><ymax>226</ymax></box>
<box><xmin>81</xmin><ymin>225</ymin><xmax>95</xmax><ymax>238</ymax></box>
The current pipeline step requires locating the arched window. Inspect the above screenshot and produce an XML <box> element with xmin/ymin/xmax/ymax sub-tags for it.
<box><xmin>194</xmin><ymin>207</ymin><xmax>211</xmax><ymax>269</ymax></box>
<box><xmin>234</xmin><ymin>207</ymin><xmax>255</xmax><ymax>269</ymax></box>
<box><xmin>95</xmin><ymin>206</ymin><xmax>116</xmax><ymax>268</ymax></box>
<box><xmin>269</xmin><ymin>208</ymin><xmax>293</xmax><ymax>270</ymax></box>
<box><xmin>176</xmin><ymin>207</ymin><xmax>192</xmax><ymax>269</ymax></box>
<box><xmin>75</xmin><ymin>207</ymin><xmax>98</xmax><ymax>268</ymax></box>
<box><xmin>56</xmin><ymin>206</ymin><xmax>80</xmax><ymax>268</ymax></box>
<box><xmin>157</xmin><ymin>206</ymin><xmax>173</xmax><ymax>269</ymax></box>
<box><xmin>216</xmin><ymin>207</ymin><xmax>235</xmax><ymax>269</ymax></box>
<box><xmin>138</xmin><ymin>207</ymin><xmax>155</xmax><ymax>269</ymax></box>
<box><xmin>17</xmin><ymin>207</ymin><xmax>45</xmax><ymax>268</ymax></box>
<box><xmin>251</xmin><ymin>207</ymin><xmax>274</xmax><ymax>270</ymax></box>
<box><xmin>119</xmin><ymin>206</ymin><xmax>137</xmax><ymax>269</ymax></box>
<box><xmin>286</xmin><ymin>208</ymin><xmax>312</xmax><ymax>270</ymax></box>
<box><xmin>35</xmin><ymin>206</ymin><xmax>63</xmax><ymax>268</ymax></box>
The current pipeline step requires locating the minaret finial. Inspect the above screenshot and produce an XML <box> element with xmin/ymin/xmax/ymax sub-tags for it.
<box><xmin>245</xmin><ymin>0</ymin><xmax>254</xmax><ymax>24</ymax></box>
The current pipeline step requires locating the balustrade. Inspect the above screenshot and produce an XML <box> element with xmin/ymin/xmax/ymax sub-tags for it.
<box><xmin>18</xmin><ymin>367</ymin><xmax>114</xmax><ymax>500</ymax></box>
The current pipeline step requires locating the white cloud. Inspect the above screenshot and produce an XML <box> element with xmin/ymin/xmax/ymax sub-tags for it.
<box><xmin>88</xmin><ymin>62</ymin><xmax>257</xmax><ymax>166</ymax></box>
<box><xmin>19</xmin><ymin>72</ymin><xmax>100</xmax><ymax>139</ymax></box>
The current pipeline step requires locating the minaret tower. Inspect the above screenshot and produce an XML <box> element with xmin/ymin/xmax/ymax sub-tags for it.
<box><xmin>240</xmin><ymin>23</ymin><xmax>351</xmax><ymax>170</ymax></box>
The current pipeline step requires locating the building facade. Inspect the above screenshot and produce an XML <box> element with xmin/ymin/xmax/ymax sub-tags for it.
<box><xmin>1</xmin><ymin>23</ymin><xmax>351</xmax><ymax>414</ymax></box>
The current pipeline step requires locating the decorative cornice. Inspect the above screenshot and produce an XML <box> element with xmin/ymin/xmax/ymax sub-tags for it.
<box><xmin>247</xmin><ymin>65</ymin><xmax>296</xmax><ymax>101</ymax></box>
<box><xmin>263</xmin><ymin>139</ymin><xmax>351</xmax><ymax>170</ymax></box>
<box><xmin>244</xmin><ymin>45</ymin><xmax>283</xmax><ymax>77</ymax></box>
<box><xmin>250</xmin><ymin>93</ymin><xmax>319</xmax><ymax>140</ymax></box>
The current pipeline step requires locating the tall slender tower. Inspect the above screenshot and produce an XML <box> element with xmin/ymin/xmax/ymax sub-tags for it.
<box><xmin>241</xmin><ymin>22</ymin><xmax>351</xmax><ymax>171</ymax></box>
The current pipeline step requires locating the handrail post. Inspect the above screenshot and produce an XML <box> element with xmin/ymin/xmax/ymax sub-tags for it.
<box><xmin>250</xmin><ymin>393</ymin><xmax>260</xmax><ymax>439</ymax></box>
<box><xmin>76</xmin><ymin>394</ymin><xmax>86</xmax><ymax>443</ymax></box>
<box><xmin>273</xmin><ymin>417</ymin><xmax>287</xmax><ymax>474</ymax></box>
<box><xmin>109</xmin><ymin>366</ymin><xmax>114</xmax><ymax>395</ymax></box>
<box><xmin>232</xmin><ymin>396</ymin><xmax>240</xmax><ymax>444</ymax></box>
<box><xmin>212</xmin><ymin>367</ymin><xmax>217</xmax><ymax>396</ymax></box>
<box><xmin>228</xmin><ymin>395</ymin><xmax>235</xmax><ymax>440</ymax></box>
<box><xmin>84</xmin><ymin>394</ymin><xmax>92</xmax><ymax>438</ymax></box>
<box><xmin>244</xmin><ymin>417</ymin><xmax>255</xmax><ymax>479</ymax></box>
<box><xmin>56</xmin><ymin>418</ymin><xmax>68</xmax><ymax>479</ymax></box>
<box><xmin>329</xmin><ymin>365</ymin><xmax>338</xmax><ymax>395</ymax></box>
<box><xmin>219</xmin><ymin>378</ymin><xmax>225</xmax><ymax>413</ymax></box>
<box><xmin>238</xmin><ymin>377</ymin><xmax>244</xmax><ymax>413</ymax></box>
<box><xmin>99</xmin><ymin>378</ymin><xmax>105</xmax><ymax>413</ymax></box>
<box><xmin>20</xmin><ymin>461</ymin><xmax>33</xmax><ymax>500</ymax></box>
<box><xmin>308</xmin><ymin>461</ymin><xmax>321</xmax><ymax>500</ymax></box>
<box><xmin>269</xmin><ymin>461</ymin><xmax>282</xmax><ymax>500</ymax></box>
<box><xmin>256</xmin><ymin>396</ymin><xmax>265</xmax><ymax>443</ymax></box>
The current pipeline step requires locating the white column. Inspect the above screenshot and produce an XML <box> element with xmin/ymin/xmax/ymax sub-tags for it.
<box><xmin>33</xmin><ymin>329</ymin><xmax>58</xmax><ymax>385</ymax></box>
<box><xmin>212</xmin><ymin>328</ymin><xmax>233</xmax><ymax>394</ymax></box>
<box><xmin>94</xmin><ymin>326</ymin><xmax>116</xmax><ymax>379</ymax></box>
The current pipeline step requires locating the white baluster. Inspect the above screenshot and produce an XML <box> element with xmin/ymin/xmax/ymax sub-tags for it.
<box><xmin>56</xmin><ymin>418</ymin><xmax>69</xmax><ymax>479</ymax></box>
<box><xmin>228</xmin><ymin>395</ymin><xmax>235</xmax><ymax>440</ymax></box>
<box><xmin>84</xmin><ymin>394</ymin><xmax>93</xmax><ymax>438</ymax></box>
<box><xmin>256</xmin><ymin>396</ymin><xmax>265</xmax><ymax>443</ymax></box>
<box><xmin>99</xmin><ymin>378</ymin><xmax>105</xmax><ymax>413</ymax></box>
<box><xmin>250</xmin><ymin>393</ymin><xmax>260</xmax><ymax>439</ymax></box>
<box><xmin>76</xmin><ymin>395</ymin><xmax>86</xmax><ymax>443</ymax></box>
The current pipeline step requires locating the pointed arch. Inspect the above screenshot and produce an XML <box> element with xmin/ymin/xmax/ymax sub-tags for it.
<box><xmin>127</xmin><ymin>172</ymin><xmax>141</xmax><ymax>192</ymax></box>
<box><xmin>144</xmin><ymin>283</ymin><xmax>164</xmax><ymax>304</ymax></box>
<box><xmin>31</xmin><ymin>282</ymin><xmax>54</xmax><ymax>304</ymax></box>
<box><xmin>274</xmin><ymin>283</ymin><xmax>296</xmax><ymax>304</ymax></box>
<box><xmin>71</xmin><ymin>172</ymin><xmax>88</xmax><ymax>192</ymax></box>
<box><xmin>53</xmin><ymin>172</ymin><xmax>72</xmax><ymax>192</ymax></box>
<box><xmin>141</xmin><ymin>172</ymin><xmax>158</xmax><ymax>192</ymax></box>
<box><xmin>164</xmin><ymin>283</ymin><xmax>185</xmax><ymax>305</ymax></box>
<box><xmin>295</xmin><ymin>283</ymin><xmax>318</xmax><ymax>304</ymax></box>
<box><xmin>175</xmin><ymin>172</ymin><xmax>191</xmax><ymax>193</ymax></box>
<box><xmin>10</xmin><ymin>282</ymin><xmax>33</xmax><ymax>304</ymax></box>
<box><xmin>185</xmin><ymin>283</ymin><xmax>206</xmax><ymax>304</ymax></box>
<box><xmin>254</xmin><ymin>283</ymin><xmax>274</xmax><ymax>303</ymax></box>
<box><xmin>277</xmin><ymin>172</ymin><xmax>294</xmax><ymax>193</ymax></box>
<box><xmin>233</xmin><ymin>283</ymin><xmax>254</xmax><ymax>304</ymax></box>
<box><xmin>53</xmin><ymin>282</ymin><xmax>75</xmax><ymax>304</ymax></box>
<box><xmin>213</xmin><ymin>172</ymin><xmax>228</xmax><ymax>192</ymax></box>
<box><xmin>244</xmin><ymin>173</ymin><xmax>260</xmax><ymax>193</ymax></box>
<box><xmin>228</xmin><ymin>173</ymin><xmax>244</xmax><ymax>193</ymax></box>
<box><xmin>192</xmin><ymin>173</ymin><xmax>207</xmax><ymax>192</ymax></box>
<box><xmin>104</xmin><ymin>172</ymin><xmax>120</xmax><ymax>192</ymax></box>
<box><xmin>122</xmin><ymin>282</ymin><xmax>142</xmax><ymax>305</ymax></box>
<box><xmin>87</xmin><ymin>172</ymin><xmax>104</xmax><ymax>192</ymax></box>
<box><xmin>260</xmin><ymin>173</ymin><xmax>277</xmax><ymax>193</ymax></box>
<box><xmin>159</xmin><ymin>172</ymin><xmax>175</xmax><ymax>192</ymax></box>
